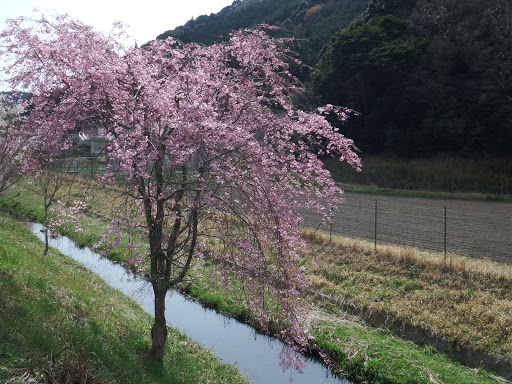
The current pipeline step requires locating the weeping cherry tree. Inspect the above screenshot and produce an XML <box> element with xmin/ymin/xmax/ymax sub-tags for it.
<box><xmin>1</xmin><ymin>14</ymin><xmax>361</xmax><ymax>364</ymax></box>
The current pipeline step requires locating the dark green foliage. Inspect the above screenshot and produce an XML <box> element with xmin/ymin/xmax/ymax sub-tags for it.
<box><xmin>313</xmin><ymin>15</ymin><xmax>427</xmax><ymax>153</ymax></box>
<box><xmin>156</xmin><ymin>0</ymin><xmax>369</xmax><ymax>69</ymax></box>
<box><xmin>313</xmin><ymin>0</ymin><xmax>512</xmax><ymax>157</ymax></box>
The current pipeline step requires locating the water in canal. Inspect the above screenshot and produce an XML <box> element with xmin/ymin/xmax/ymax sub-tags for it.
<box><xmin>29</xmin><ymin>222</ymin><xmax>354</xmax><ymax>384</ymax></box>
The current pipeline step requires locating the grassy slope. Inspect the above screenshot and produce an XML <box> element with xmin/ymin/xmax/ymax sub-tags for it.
<box><xmin>0</xmin><ymin>179</ymin><xmax>507</xmax><ymax>384</ymax></box>
<box><xmin>0</xmin><ymin>211</ymin><xmax>249</xmax><ymax>384</ymax></box>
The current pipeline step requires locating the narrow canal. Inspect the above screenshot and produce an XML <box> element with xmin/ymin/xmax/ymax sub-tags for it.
<box><xmin>29</xmin><ymin>223</ymin><xmax>354</xmax><ymax>384</ymax></box>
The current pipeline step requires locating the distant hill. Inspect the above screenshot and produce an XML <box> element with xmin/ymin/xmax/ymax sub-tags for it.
<box><xmin>313</xmin><ymin>0</ymin><xmax>512</xmax><ymax>157</ymax></box>
<box><xmin>156</xmin><ymin>0</ymin><xmax>370</xmax><ymax>67</ymax></box>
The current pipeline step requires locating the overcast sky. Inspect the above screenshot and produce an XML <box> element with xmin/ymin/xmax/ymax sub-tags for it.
<box><xmin>0</xmin><ymin>0</ymin><xmax>235</xmax><ymax>46</ymax></box>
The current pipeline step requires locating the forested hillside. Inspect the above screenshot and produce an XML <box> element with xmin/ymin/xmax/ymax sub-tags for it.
<box><xmin>313</xmin><ymin>0</ymin><xmax>512</xmax><ymax>156</ymax></box>
<box><xmin>157</xmin><ymin>0</ymin><xmax>369</xmax><ymax>67</ymax></box>
<box><xmin>157</xmin><ymin>0</ymin><xmax>512</xmax><ymax>158</ymax></box>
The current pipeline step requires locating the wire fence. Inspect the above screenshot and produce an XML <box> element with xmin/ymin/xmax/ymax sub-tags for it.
<box><xmin>302</xmin><ymin>192</ymin><xmax>512</xmax><ymax>264</ymax></box>
<box><xmin>326</xmin><ymin>157</ymin><xmax>512</xmax><ymax>196</ymax></box>
<box><xmin>55</xmin><ymin>157</ymin><xmax>511</xmax><ymax>264</ymax></box>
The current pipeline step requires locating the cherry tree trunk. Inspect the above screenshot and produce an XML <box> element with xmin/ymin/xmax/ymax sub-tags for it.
<box><xmin>150</xmin><ymin>280</ymin><xmax>168</xmax><ymax>361</ymax></box>
<box><xmin>43</xmin><ymin>200</ymin><xmax>50</xmax><ymax>256</ymax></box>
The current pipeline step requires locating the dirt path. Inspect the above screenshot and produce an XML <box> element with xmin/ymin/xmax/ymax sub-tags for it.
<box><xmin>302</xmin><ymin>192</ymin><xmax>512</xmax><ymax>264</ymax></box>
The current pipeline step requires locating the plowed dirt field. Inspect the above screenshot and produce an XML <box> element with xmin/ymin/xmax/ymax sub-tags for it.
<box><xmin>302</xmin><ymin>192</ymin><xmax>512</xmax><ymax>264</ymax></box>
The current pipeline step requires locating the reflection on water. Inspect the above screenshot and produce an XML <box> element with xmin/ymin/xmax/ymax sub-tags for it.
<box><xmin>29</xmin><ymin>223</ymin><xmax>353</xmax><ymax>384</ymax></box>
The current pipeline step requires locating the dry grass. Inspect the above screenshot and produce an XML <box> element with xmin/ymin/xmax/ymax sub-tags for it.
<box><xmin>324</xmin><ymin>154</ymin><xmax>512</xmax><ymax>196</ymax></box>
<box><xmin>42</xmin><ymin>352</ymin><xmax>108</xmax><ymax>384</ymax></box>
<box><xmin>301</xmin><ymin>228</ymin><xmax>512</xmax><ymax>283</ymax></box>
<box><xmin>4</xmin><ymin>369</ymin><xmax>43</xmax><ymax>384</ymax></box>
<box><xmin>303</xmin><ymin>305</ymin><xmax>365</xmax><ymax>330</ymax></box>
<box><xmin>301</xmin><ymin>228</ymin><xmax>512</xmax><ymax>358</ymax></box>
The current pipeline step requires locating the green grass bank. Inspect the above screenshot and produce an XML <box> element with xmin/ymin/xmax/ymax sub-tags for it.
<box><xmin>0</xmin><ymin>211</ymin><xmax>249</xmax><ymax>384</ymax></box>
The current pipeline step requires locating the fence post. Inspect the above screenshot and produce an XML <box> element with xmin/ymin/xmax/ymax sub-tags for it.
<box><xmin>443</xmin><ymin>206</ymin><xmax>447</xmax><ymax>261</ymax></box>
<box><xmin>374</xmin><ymin>200</ymin><xmax>378</xmax><ymax>252</ymax></box>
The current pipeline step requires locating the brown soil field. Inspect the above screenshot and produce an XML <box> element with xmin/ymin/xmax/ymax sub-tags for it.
<box><xmin>302</xmin><ymin>192</ymin><xmax>512</xmax><ymax>264</ymax></box>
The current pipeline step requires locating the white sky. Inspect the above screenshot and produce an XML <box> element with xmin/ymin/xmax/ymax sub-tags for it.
<box><xmin>0</xmin><ymin>0</ymin><xmax>235</xmax><ymax>46</ymax></box>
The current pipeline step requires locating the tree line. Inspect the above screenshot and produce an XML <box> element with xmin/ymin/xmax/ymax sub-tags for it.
<box><xmin>156</xmin><ymin>0</ymin><xmax>369</xmax><ymax>69</ymax></box>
